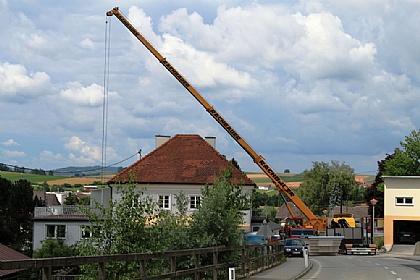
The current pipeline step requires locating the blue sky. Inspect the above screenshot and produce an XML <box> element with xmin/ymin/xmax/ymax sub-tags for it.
<box><xmin>0</xmin><ymin>0</ymin><xmax>419</xmax><ymax>174</ymax></box>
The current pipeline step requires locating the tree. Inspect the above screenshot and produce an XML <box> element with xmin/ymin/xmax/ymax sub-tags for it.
<box><xmin>384</xmin><ymin>129</ymin><xmax>420</xmax><ymax>176</ymax></box>
<box><xmin>0</xmin><ymin>178</ymin><xmax>34</xmax><ymax>255</ymax></box>
<box><xmin>297</xmin><ymin>161</ymin><xmax>361</xmax><ymax>216</ymax></box>
<box><xmin>64</xmin><ymin>193</ymin><xmax>79</xmax><ymax>205</ymax></box>
<box><xmin>229</xmin><ymin>157</ymin><xmax>242</xmax><ymax>172</ymax></box>
<box><xmin>188</xmin><ymin>169</ymin><xmax>251</xmax><ymax>248</ymax></box>
<box><xmin>34</xmin><ymin>239</ymin><xmax>78</xmax><ymax>258</ymax></box>
<box><xmin>77</xmin><ymin>184</ymin><xmax>165</xmax><ymax>279</ymax></box>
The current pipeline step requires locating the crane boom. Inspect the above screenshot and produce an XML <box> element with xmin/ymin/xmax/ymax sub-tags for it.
<box><xmin>106</xmin><ymin>7</ymin><xmax>326</xmax><ymax>231</ymax></box>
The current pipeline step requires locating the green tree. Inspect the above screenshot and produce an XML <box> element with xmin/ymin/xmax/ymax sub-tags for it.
<box><xmin>0</xmin><ymin>178</ymin><xmax>34</xmax><ymax>255</ymax></box>
<box><xmin>229</xmin><ymin>158</ymin><xmax>242</xmax><ymax>172</ymax></box>
<box><xmin>77</xmin><ymin>184</ymin><xmax>164</xmax><ymax>279</ymax></box>
<box><xmin>188</xmin><ymin>169</ymin><xmax>251</xmax><ymax>248</ymax></box>
<box><xmin>64</xmin><ymin>193</ymin><xmax>79</xmax><ymax>205</ymax></box>
<box><xmin>384</xmin><ymin>129</ymin><xmax>420</xmax><ymax>175</ymax></box>
<box><xmin>297</xmin><ymin>161</ymin><xmax>360</xmax><ymax>216</ymax></box>
<box><xmin>34</xmin><ymin>239</ymin><xmax>78</xmax><ymax>258</ymax></box>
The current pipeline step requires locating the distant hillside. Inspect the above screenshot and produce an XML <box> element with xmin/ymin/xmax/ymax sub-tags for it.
<box><xmin>53</xmin><ymin>165</ymin><xmax>123</xmax><ymax>176</ymax></box>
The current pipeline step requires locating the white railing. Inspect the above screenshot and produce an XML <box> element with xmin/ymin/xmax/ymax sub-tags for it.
<box><xmin>34</xmin><ymin>205</ymin><xmax>93</xmax><ymax>217</ymax></box>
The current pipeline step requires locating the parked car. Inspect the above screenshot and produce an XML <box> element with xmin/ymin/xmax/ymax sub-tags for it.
<box><xmin>398</xmin><ymin>227</ymin><xmax>416</xmax><ymax>244</ymax></box>
<box><xmin>283</xmin><ymin>238</ymin><xmax>306</xmax><ymax>257</ymax></box>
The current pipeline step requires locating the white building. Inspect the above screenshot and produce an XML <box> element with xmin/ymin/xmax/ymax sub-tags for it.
<box><xmin>32</xmin><ymin>135</ymin><xmax>255</xmax><ymax>253</ymax></box>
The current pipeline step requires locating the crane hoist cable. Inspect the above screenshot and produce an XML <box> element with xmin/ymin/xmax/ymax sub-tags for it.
<box><xmin>101</xmin><ymin>15</ymin><xmax>112</xmax><ymax>183</ymax></box>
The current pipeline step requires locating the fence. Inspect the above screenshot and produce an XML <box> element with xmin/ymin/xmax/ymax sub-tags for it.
<box><xmin>0</xmin><ymin>243</ymin><xmax>284</xmax><ymax>280</ymax></box>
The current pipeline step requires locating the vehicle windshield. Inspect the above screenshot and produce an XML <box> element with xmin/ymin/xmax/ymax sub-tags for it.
<box><xmin>285</xmin><ymin>239</ymin><xmax>304</xmax><ymax>246</ymax></box>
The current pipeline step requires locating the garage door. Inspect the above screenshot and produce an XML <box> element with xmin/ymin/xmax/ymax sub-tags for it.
<box><xmin>393</xmin><ymin>220</ymin><xmax>420</xmax><ymax>244</ymax></box>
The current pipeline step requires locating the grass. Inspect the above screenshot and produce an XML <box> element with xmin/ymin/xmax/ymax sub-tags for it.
<box><xmin>0</xmin><ymin>171</ymin><xmax>67</xmax><ymax>184</ymax></box>
<box><xmin>247</xmin><ymin>173</ymin><xmax>303</xmax><ymax>184</ymax></box>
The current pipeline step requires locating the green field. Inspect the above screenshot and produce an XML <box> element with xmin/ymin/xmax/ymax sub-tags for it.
<box><xmin>246</xmin><ymin>173</ymin><xmax>303</xmax><ymax>184</ymax></box>
<box><xmin>0</xmin><ymin>171</ymin><xmax>67</xmax><ymax>184</ymax></box>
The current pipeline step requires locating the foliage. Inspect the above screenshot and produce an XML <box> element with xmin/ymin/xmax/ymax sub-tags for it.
<box><xmin>384</xmin><ymin>129</ymin><xmax>420</xmax><ymax>175</ymax></box>
<box><xmin>77</xmin><ymin>184</ymin><xmax>165</xmax><ymax>279</ymax></box>
<box><xmin>229</xmin><ymin>157</ymin><xmax>242</xmax><ymax>172</ymax></box>
<box><xmin>188</xmin><ymin>169</ymin><xmax>251</xmax><ymax>248</ymax></box>
<box><xmin>260</xmin><ymin>206</ymin><xmax>278</xmax><ymax>221</ymax></box>
<box><xmin>0</xmin><ymin>177</ymin><xmax>35</xmax><ymax>255</ymax></box>
<box><xmin>76</xmin><ymin>169</ymin><xmax>251</xmax><ymax>279</ymax></box>
<box><xmin>297</xmin><ymin>161</ymin><xmax>362</xmax><ymax>215</ymax></box>
<box><xmin>64</xmin><ymin>193</ymin><xmax>79</xmax><ymax>205</ymax></box>
<box><xmin>30</xmin><ymin>168</ymin><xmax>46</xmax><ymax>175</ymax></box>
<box><xmin>252</xmin><ymin>192</ymin><xmax>282</xmax><ymax>207</ymax></box>
<box><xmin>34</xmin><ymin>239</ymin><xmax>79</xmax><ymax>258</ymax></box>
<box><xmin>0</xmin><ymin>163</ymin><xmax>10</xmax><ymax>171</ymax></box>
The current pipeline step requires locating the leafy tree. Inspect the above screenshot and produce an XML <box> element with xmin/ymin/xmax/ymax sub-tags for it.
<box><xmin>260</xmin><ymin>206</ymin><xmax>278</xmax><ymax>221</ymax></box>
<box><xmin>297</xmin><ymin>161</ymin><xmax>361</xmax><ymax>216</ymax></box>
<box><xmin>229</xmin><ymin>157</ymin><xmax>242</xmax><ymax>172</ymax></box>
<box><xmin>384</xmin><ymin>129</ymin><xmax>420</xmax><ymax>175</ymax></box>
<box><xmin>0</xmin><ymin>178</ymin><xmax>34</xmax><ymax>255</ymax></box>
<box><xmin>77</xmin><ymin>184</ymin><xmax>164</xmax><ymax>279</ymax></box>
<box><xmin>188</xmin><ymin>169</ymin><xmax>251</xmax><ymax>248</ymax></box>
<box><xmin>64</xmin><ymin>193</ymin><xmax>79</xmax><ymax>205</ymax></box>
<box><xmin>34</xmin><ymin>239</ymin><xmax>78</xmax><ymax>258</ymax></box>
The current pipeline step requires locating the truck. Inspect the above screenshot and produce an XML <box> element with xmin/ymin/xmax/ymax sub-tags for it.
<box><xmin>106</xmin><ymin>7</ymin><xmax>328</xmax><ymax>233</ymax></box>
<box><xmin>328</xmin><ymin>217</ymin><xmax>376</xmax><ymax>255</ymax></box>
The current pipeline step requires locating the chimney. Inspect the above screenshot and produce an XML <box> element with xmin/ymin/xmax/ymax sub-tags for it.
<box><xmin>155</xmin><ymin>135</ymin><xmax>171</xmax><ymax>148</ymax></box>
<box><xmin>205</xmin><ymin>136</ymin><xmax>216</xmax><ymax>149</ymax></box>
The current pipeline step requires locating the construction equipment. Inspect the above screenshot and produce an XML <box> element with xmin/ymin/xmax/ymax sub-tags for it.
<box><xmin>106</xmin><ymin>7</ymin><xmax>327</xmax><ymax>232</ymax></box>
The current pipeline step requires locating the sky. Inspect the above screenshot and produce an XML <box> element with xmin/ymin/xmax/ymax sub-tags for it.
<box><xmin>0</xmin><ymin>0</ymin><xmax>419</xmax><ymax>175</ymax></box>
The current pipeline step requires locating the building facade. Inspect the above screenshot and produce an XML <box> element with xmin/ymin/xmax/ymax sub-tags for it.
<box><xmin>383</xmin><ymin>176</ymin><xmax>420</xmax><ymax>249</ymax></box>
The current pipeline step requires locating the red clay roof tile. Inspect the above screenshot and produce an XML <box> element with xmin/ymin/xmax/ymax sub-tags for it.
<box><xmin>109</xmin><ymin>134</ymin><xmax>255</xmax><ymax>186</ymax></box>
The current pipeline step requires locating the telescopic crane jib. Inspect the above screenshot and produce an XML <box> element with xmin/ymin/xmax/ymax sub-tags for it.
<box><xmin>106</xmin><ymin>7</ymin><xmax>327</xmax><ymax>232</ymax></box>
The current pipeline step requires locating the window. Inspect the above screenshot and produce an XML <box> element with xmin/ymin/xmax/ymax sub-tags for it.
<box><xmin>46</xmin><ymin>225</ymin><xmax>66</xmax><ymax>238</ymax></box>
<box><xmin>396</xmin><ymin>197</ymin><xmax>413</xmax><ymax>206</ymax></box>
<box><xmin>189</xmin><ymin>195</ymin><xmax>201</xmax><ymax>210</ymax></box>
<box><xmin>81</xmin><ymin>226</ymin><xmax>101</xmax><ymax>238</ymax></box>
<box><xmin>158</xmin><ymin>195</ymin><xmax>171</xmax><ymax>209</ymax></box>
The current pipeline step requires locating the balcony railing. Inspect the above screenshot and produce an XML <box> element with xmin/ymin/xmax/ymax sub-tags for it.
<box><xmin>34</xmin><ymin>206</ymin><xmax>100</xmax><ymax>218</ymax></box>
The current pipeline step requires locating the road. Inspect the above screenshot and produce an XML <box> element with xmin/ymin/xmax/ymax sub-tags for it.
<box><xmin>301</xmin><ymin>254</ymin><xmax>420</xmax><ymax>280</ymax></box>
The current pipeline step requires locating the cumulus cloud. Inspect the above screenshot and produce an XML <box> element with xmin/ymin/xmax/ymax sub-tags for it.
<box><xmin>64</xmin><ymin>136</ymin><xmax>101</xmax><ymax>163</ymax></box>
<box><xmin>0</xmin><ymin>62</ymin><xmax>51</xmax><ymax>101</ymax></box>
<box><xmin>59</xmin><ymin>82</ymin><xmax>104</xmax><ymax>106</ymax></box>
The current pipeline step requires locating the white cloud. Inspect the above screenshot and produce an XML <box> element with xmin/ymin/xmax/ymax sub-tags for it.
<box><xmin>2</xmin><ymin>139</ymin><xmax>19</xmax><ymax>146</ymax></box>
<box><xmin>0</xmin><ymin>62</ymin><xmax>51</xmax><ymax>101</ymax></box>
<box><xmin>1</xmin><ymin>1</ymin><xmax>419</xmax><ymax>174</ymax></box>
<box><xmin>59</xmin><ymin>82</ymin><xmax>104</xmax><ymax>106</ymax></box>
<box><xmin>3</xmin><ymin>149</ymin><xmax>26</xmax><ymax>158</ymax></box>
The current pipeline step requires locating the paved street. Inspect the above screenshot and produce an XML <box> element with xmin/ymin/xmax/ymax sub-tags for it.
<box><xmin>244</xmin><ymin>244</ymin><xmax>420</xmax><ymax>280</ymax></box>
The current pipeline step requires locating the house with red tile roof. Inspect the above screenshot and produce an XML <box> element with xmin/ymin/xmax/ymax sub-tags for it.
<box><xmin>32</xmin><ymin>134</ymin><xmax>256</xmax><ymax>252</ymax></box>
<box><xmin>107</xmin><ymin>134</ymin><xmax>255</xmax><ymax>230</ymax></box>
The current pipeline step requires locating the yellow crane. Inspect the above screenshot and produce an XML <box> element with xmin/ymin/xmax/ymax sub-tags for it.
<box><xmin>106</xmin><ymin>7</ymin><xmax>327</xmax><ymax>232</ymax></box>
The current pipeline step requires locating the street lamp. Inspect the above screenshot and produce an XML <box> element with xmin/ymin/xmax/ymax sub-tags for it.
<box><xmin>370</xmin><ymin>198</ymin><xmax>378</xmax><ymax>244</ymax></box>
